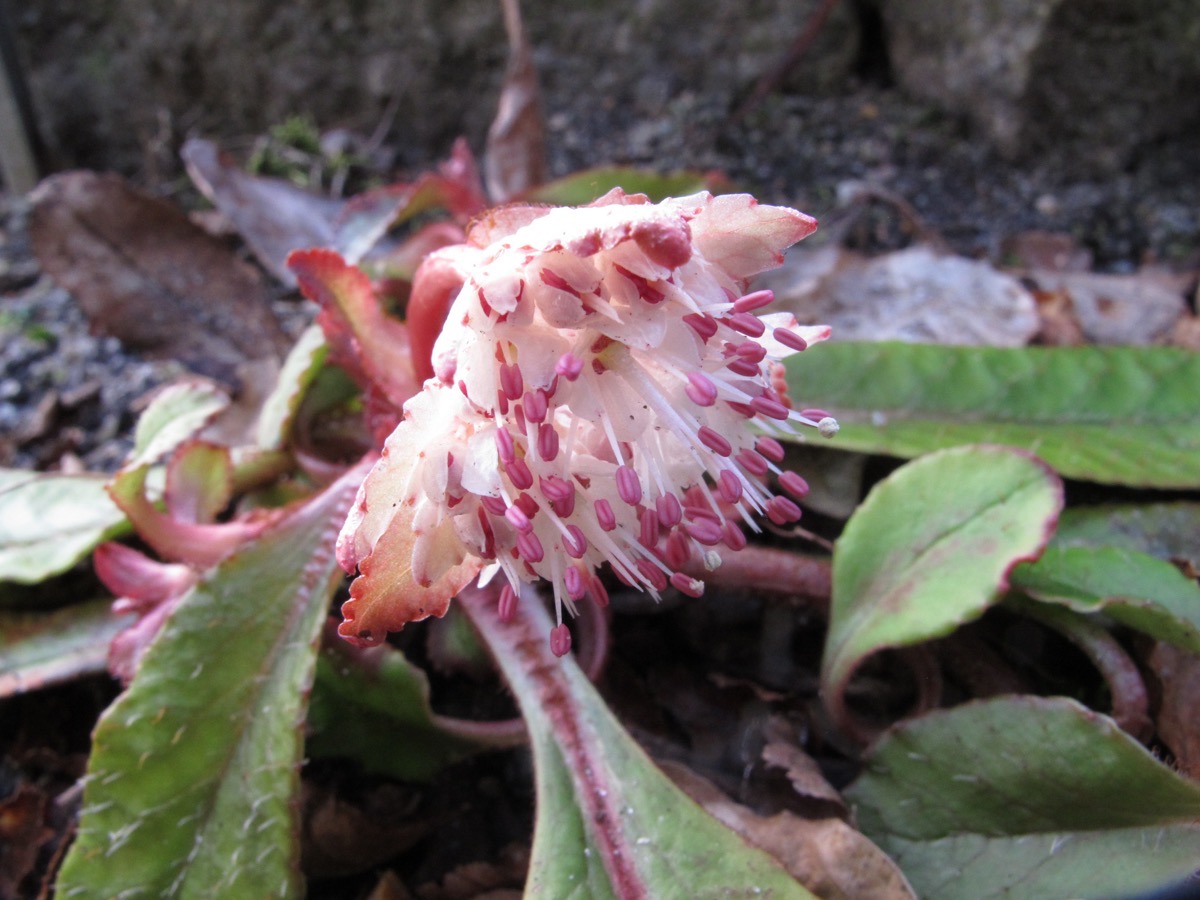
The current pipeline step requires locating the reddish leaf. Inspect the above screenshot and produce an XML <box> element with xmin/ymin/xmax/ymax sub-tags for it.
<box><xmin>28</xmin><ymin>171</ymin><xmax>287</xmax><ymax>387</ymax></box>
<box><xmin>182</xmin><ymin>137</ymin><xmax>342</xmax><ymax>286</ymax></box>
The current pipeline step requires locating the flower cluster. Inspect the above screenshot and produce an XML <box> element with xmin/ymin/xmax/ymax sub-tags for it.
<box><xmin>336</xmin><ymin>189</ymin><xmax>836</xmax><ymax>654</ymax></box>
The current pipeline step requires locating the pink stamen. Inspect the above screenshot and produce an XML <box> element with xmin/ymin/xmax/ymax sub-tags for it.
<box><xmin>499</xmin><ymin>363</ymin><xmax>523</xmax><ymax>401</ymax></box>
<box><xmin>773</xmin><ymin>328</ymin><xmax>808</xmax><ymax>352</ymax></box>
<box><xmin>538</xmin><ymin>422</ymin><xmax>559</xmax><ymax>461</ymax></box>
<box><xmin>542</xmin><ymin>268</ymin><xmax>581</xmax><ymax>297</ymax></box>
<box><xmin>685</xmin><ymin>371</ymin><xmax>718</xmax><ymax>407</ymax></box>
<box><xmin>595</xmin><ymin>498</ymin><xmax>617</xmax><ymax>531</ymax></box>
<box><xmin>698</xmin><ymin>426</ymin><xmax>732</xmax><ymax>457</ymax></box>
<box><xmin>556</xmin><ymin>352</ymin><xmax>584</xmax><ymax>381</ymax></box>
<box><xmin>498</xmin><ymin>584</ymin><xmax>519</xmax><ymax>623</ymax></box>
<box><xmin>481</xmin><ymin>495</ymin><xmax>508</xmax><ymax>516</ymax></box>
<box><xmin>539</xmin><ymin>475</ymin><xmax>572</xmax><ymax>502</ymax></box>
<box><xmin>550</xmin><ymin>623</ymin><xmax>572</xmax><ymax>657</ymax></box>
<box><xmin>751</xmin><ymin>395</ymin><xmax>790</xmax><ymax>420</ymax></box>
<box><xmin>637</xmin><ymin>559</ymin><xmax>668</xmax><ymax>591</ymax></box>
<box><xmin>736</xmin><ymin>448</ymin><xmax>769</xmax><ymax>477</ymax></box>
<box><xmin>766</xmin><ymin>495</ymin><xmax>802</xmax><ymax>525</ymax></box>
<box><xmin>552</xmin><ymin>488</ymin><xmax>576</xmax><ymax>518</ymax></box>
<box><xmin>717</xmin><ymin>469</ymin><xmax>743</xmax><ymax>503</ymax></box>
<box><xmin>524</xmin><ymin>389</ymin><xmax>548</xmax><ymax>423</ymax></box>
<box><xmin>564</xmin><ymin>524</ymin><xmax>587</xmax><ymax>558</ymax></box>
<box><xmin>722</xmin><ymin>520</ymin><xmax>748</xmax><ymax>550</ymax></box>
<box><xmin>589</xmin><ymin>575</ymin><xmax>610</xmax><ymax>608</ymax></box>
<box><xmin>517</xmin><ymin>531</ymin><xmax>545</xmax><ymax>562</ymax></box>
<box><xmin>515</xmin><ymin>492</ymin><xmax>539</xmax><ymax>517</ymax></box>
<box><xmin>616</xmin><ymin>465</ymin><xmax>642</xmax><ymax>505</ymax></box>
<box><xmin>656</xmin><ymin>492</ymin><xmax>682</xmax><ymax>528</ymax></box>
<box><xmin>756</xmin><ymin>436</ymin><xmax>785</xmax><ymax>462</ymax></box>
<box><xmin>663</xmin><ymin>531</ymin><xmax>692</xmax><ymax>568</ymax></box>
<box><xmin>505</xmin><ymin>505</ymin><xmax>532</xmax><ymax>533</ymax></box>
<box><xmin>506</xmin><ymin>457</ymin><xmax>534</xmax><ymax>490</ymax></box>
<box><xmin>727</xmin><ymin>312</ymin><xmax>766</xmax><ymax>338</ymax></box>
<box><xmin>565</xmin><ymin>565</ymin><xmax>587</xmax><ymax>600</ymax></box>
<box><xmin>733</xmin><ymin>289</ymin><xmax>774</xmax><ymax>313</ymax></box>
<box><xmin>684</xmin><ymin>518</ymin><xmax>723</xmax><ymax>546</ymax></box>
<box><xmin>639</xmin><ymin>507</ymin><xmax>660</xmax><ymax>548</ymax></box>
<box><xmin>726</xmin><ymin>358</ymin><xmax>760</xmax><ymax>377</ymax></box>
<box><xmin>735</xmin><ymin>341</ymin><xmax>768</xmax><ymax>363</ymax></box>
<box><xmin>670</xmin><ymin>572</ymin><xmax>705</xmax><ymax>597</ymax></box>
<box><xmin>800</xmin><ymin>408</ymin><xmax>833</xmax><ymax>421</ymax></box>
<box><xmin>683</xmin><ymin>313</ymin><xmax>718</xmax><ymax>340</ymax></box>
<box><xmin>495</xmin><ymin>428</ymin><xmax>515</xmax><ymax>464</ymax></box>
<box><xmin>779</xmin><ymin>470</ymin><xmax>810</xmax><ymax>499</ymax></box>
<box><xmin>727</xmin><ymin>401</ymin><xmax>756</xmax><ymax>418</ymax></box>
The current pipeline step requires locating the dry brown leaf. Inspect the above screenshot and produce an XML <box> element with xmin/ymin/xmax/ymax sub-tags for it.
<box><xmin>29</xmin><ymin>171</ymin><xmax>288</xmax><ymax>388</ymax></box>
<box><xmin>1029</xmin><ymin>269</ymin><xmax>1187</xmax><ymax>345</ymax></box>
<box><xmin>182</xmin><ymin>138</ymin><xmax>342</xmax><ymax>286</ymax></box>
<box><xmin>761</xmin><ymin>721</ymin><xmax>847</xmax><ymax>811</ymax></box>
<box><xmin>1000</xmin><ymin>230</ymin><xmax>1092</xmax><ymax>273</ymax></box>
<box><xmin>299</xmin><ymin>780</ymin><xmax>427</xmax><ymax>880</ymax></box>
<box><xmin>415</xmin><ymin>844</ymin><xmax>528</xmax><ymax>900</ymax></box>
<box><xmin>1147</xmin><ymin>642</ymin><xmax>1200</xmax><ymax>778</ymax></box>
<box><xmin>759</xmin><ymin>244</ymin><xmax>1040</xmax><ymax>346</ymax></box>
<box><xmin>1031</xmin><ymin>287</ymin><xmax>1087</xmax><ymax>346</ymax></box>
<box><xmin>662</xmin><ymin>760</ymin><xmax>915</xmax><ymax>900</ymax></box>
<box><xmin>483</xmin><ymin>0</ymin><xmax>546</xmax><ymax>202</ymax></box>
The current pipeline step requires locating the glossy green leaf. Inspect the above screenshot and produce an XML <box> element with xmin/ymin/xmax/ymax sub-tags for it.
<box><xmin>846</xmin><ymin>696</ymin><xmax>1200</xmax><ymax>899</ymax></box>
<box><xmin>822</xmin><ymin>447</ymin><xmax>1061</xmax><ymax>723</ymax></box>
<box><xmin>0</xmin><ymin>599</ymin><xmax>132</xmax><ymax>697</ymax></box>
<box><xmin>1054</xmin><ymin>502</ymin><xmax>1200</xmax><ymax>563</ymax></box>
<box><xmin>459</xmin><ymin>585</ymin><xmax>816</xmax><ymax>899</ymax></box>
<box><xmin>1011</xmin><ymin>545</ymin><xmax>1200</xmax><ymax>654</ymax></box>
<box><xmin>256</xmin><ymin>324</ymin><xmax>328</xmax><ymax>451</ymax></box>
<box><xmin>521</xmin><ymin>166</ymin><xmax>727</xmax><ymax>206</ymax></box>
<box><xmin>0</xmin><ymin>471</ymin><xmax>128</xmax><ymax>584</ymax></box>
<box><xmin>307</xmin><ymin>638</ymin><xmax>490</xmax><ymax>781</ymax></box>
<box><xmin>785</xmin><ymin>342</ymin><xmax>1200</xmax><ymax>487</ymax></box>
<box><xmin>128</xmin><ymin>379</ymin><xmax>230</xmax><ymax>468</ymax></box>
<box><xmin>56</xmin><ymin>467</ymin><xmax>360</xmax><ymax>899</ymax></box>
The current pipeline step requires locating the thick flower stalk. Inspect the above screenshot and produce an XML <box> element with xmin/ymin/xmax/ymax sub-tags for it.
<box><xmin>336</xmin><ymin>189</ymin><xmax>836</xmax><ymax>654</ymax></box>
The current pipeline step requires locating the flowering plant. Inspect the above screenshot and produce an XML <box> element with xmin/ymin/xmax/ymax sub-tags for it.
<box><xmin>319</xmin><ymin>188</ymin><xmax>837</xmax><ymax>655</ymax></box>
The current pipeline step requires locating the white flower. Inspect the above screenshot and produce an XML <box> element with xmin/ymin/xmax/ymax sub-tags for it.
<box><xmin>336</xmin><ymin>189</ymin><xmax>835</xmax><ymax>654</ymax></box>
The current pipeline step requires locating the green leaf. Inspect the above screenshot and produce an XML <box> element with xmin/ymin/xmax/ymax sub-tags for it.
<box><xmin>0</xmin><ymin>599</ymin><xmax>132</xmax><ymax>697</ymax></box>
<box><xmin>55</xmin><ymin>466</ymin><xmax>361</xmax><ymax>899</ymax></box>
<box><xmin>307</xmin><ymin>639</ymin><xmax>489</xmax><ymax>781</ymax></box>
<box><xmin>0</xmin><ymin>472</ymin><xmax>128</xmax><ymax>584</ymax></box>
<box><xmin>822</xmin><ymin>447</ymin><xmax>1061</xmax><ymax>726</ymax></box>
<box><xmin>521</xmin><ymin>166</ymin><xmax>727</xmax><ymax>206</ymax></box>
<box><xmin>128</xmin><ymin>379</ymin><xmax>230</xmax><ymax>468</ymax></box>
<box><xmin>1054</xmin><ymin>502</ymin><xmax>1200</xmax><ymax>563</ymax></box>
<box><xmin>256</xmin><ymin>324</ymin><xmax>328</xmax><ymax>451</ymax></box>
<box><xmin>458</xmin><ymin>585</ymin><xmax>816</xmax><ymax>899</ymax></box>
<box><xmin>1011</xmin><ymin>545</ymin><xmax>1200</xmax><ymax>654</ymax></box>
<box><xmin>785</xmin><ymin>342</ymin><xmax>1200</xmax><ymax>487</ymax></box>
<box><xmin>846</xmin><ymin>696</ymin><xmax>1200</xmax><ymax>899</ymax></box>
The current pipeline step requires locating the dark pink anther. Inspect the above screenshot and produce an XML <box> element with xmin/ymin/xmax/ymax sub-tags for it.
<box><xmin>542</xmin><ymin>268</ymin><xmax>581</xmax><ymax>297</ymax></box>
<box><xmin>766</xmin><ymin>495</ymin><xmax>803</xmax><ymax>525</ymax></box>
<box><xmin>639</xmin><ymin>507</ymin><xmax>660</xmax><ymax>548</ymax></box>
<box><xmin>500</xmin><ymin>363</ymin><xmax>523</xmax><ymax>401</ymax></box>
<box><xmin>800</xmin><ymin>408</ymin><xmax>833</xmax><ymax>421</ymax></box>
<box><xmin>772</xmin><ymin>328</ymin><xmax>808</xmax><ymax>352</ymax></box>
<box><xmin>538</xmin><ymin>422</ymin><xmax>560</xmax><ymax>461</ymax></box>
<box><xmin>515</xmin><ymin>492</ymin><xmax>539</xmax><ymax>517</ymax></box>
<box><xmin>779</xmin><ymin>470</ymin><xmax>810</xmax><ymax>499</ymax></box>
<box><xmin>637</xmin><ymin>559</ymin><xmax>668</xmax><ymax>591</ymax></box>
<box><xmin>517</xmin><ymin>531</ymin><xmax>545</xmax><ymax>563</ymax></box>
<box><xmin>717</xmin><ymin>469</ymin><xmax>743</xmax><ymax>503</ymax></box>
<box><xmin>698</xmin><ymin>426</ymin><xmax>732</xmax><ymax>457</ymax></box>
<box><xmin>756</xmin><ymin>436</ymin><xmax>785</xmax><ymax>462</ymax></box>
<box><xmin>506</xmin><ymin>457</ymin><xmax>534</xmax><ymax>490</ymax></box>
<box><xmin>736</xmin><ymin>448</ymin><xmax>769</xmax><ymax>477</ymax></box>
<box><xmin>480</xmin><ymin>494</ymin><xmax>508</xmax><ymax>516</ymax></box>
<box><xmin>727</xmin><ymin>400</ymin><xmax>756</xmax><ymax>418</ymax></box>
<box><xmin>727</xmin><ymin>312</ymin><xmax>766</xmax><ymax>338</ymax></box>
<box><xmin>683</xmin><ymin>312</ymin><xmax>718</xmax><ymax>340</ymax></box>
<box><xmin>595</xmin><ymin>498</ymin><xmax>617</xmax><ymax>531</ymax></box>
<box><xmin>735</xmin><ymin>341</ymin><xmax>768</xmax><ymax>363</ymax></box>
<box><xmin>722</xmin><ymin>520</ymin><xmax>748</xmax><ymax>550</ymax></box>
<box><xmin>524</xmin><ymin>389</ymin><xmax>548</xmax><ymax>423</ymax></box>
<box><xmin>498</xmin><ymin>584</ymin><xmax>519</xmax><ymax>623</ymax></box>
<box><xmin>751</xmin><ymin>395</ymin><xmax>790</xmax><ymax>420</ymax></box>
<box><xmin>550</xmin><ymin>623</ymin><xmax>572</xmax><ymax>657</ymax></box>
<box><xmin>656</xmin><ymin>492</ymin><xmax>682</xmax><ymax>528</ymax></box>
<box><xmin>685</xmin><ymin>371</ymin><xmax>718</xmax><ymax>407</ymax></box>
<box><xmin>564</xmin><ymin>524</ymin><xmax>587</xmax><ymax>558</ymax></box>
<box><xmin>670</xmin><ymin>572</ymin><xmax>705</xmax><ymax>598</ymax></box>
<box><xmin>725</xmin><ymin>358</ymin><xmax>760</xmax><ymax>377</ymax></box>
<box><xmin>663</xmin><ymin>531</ymin><xmax>692</xmax><ymax>568</ymax></box>
<box><xmin>539</xmin><ymin>475</ymin><xmax>571</xmax><ymax>502</ymax></box>
<box><xmin>733</xmin><ymin>289</ymin><xmax>774</xmax><ymax>314</ymax></box>
<box><xmin>495</xmin><ymin>428</ymin><xmax>515</xmax><ymax>464</ymax></box>
<box><xmin>589</xmin><ymin>575</ymin><xmax>610</xmax><ymax>608</ymax></box>
<box><xmin>556</xmin><ymin>352</ymin><xmax>584</xmax><ymax>381</ymax></box>
<box><xmin>505</xmin><ymin>505</ymin><xmax>533</xmax><ymax>533</ymax></box>
<box><xmin>565</xmin><ymin>565</ymin><xmax>587</xmax><ymax>600</ymax></box>
<box><xmin>553</xmin><ymin>488</ymin><xmax>576</xmax><ymax>518</ymax></box>
<box><xmin>616</xmin><ymin>465</ymin><xmax>642</xmax><ymax>505</ymax></box>
<box><xmin>684</xmin><ymin>518</ymin><xmax>724</xmax><ymax>546</ymax></box>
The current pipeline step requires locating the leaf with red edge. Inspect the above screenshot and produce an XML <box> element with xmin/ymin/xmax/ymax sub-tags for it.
<box><xmin>821</xmin><ymin>446</ymin><xmax>1062</xmax><ymax>739</ymax></box>
<box><xmin>164</xmin><ymin>441</ymin><xmax>233</xmax><ymax>524</ymax></box>
<box><xmin>333</xmin><ymin>138</ymin><xmax>487</xmax><ymax>264</ymax></box>
<box><xmin>338</xmin><ymin>504</ymin><xmax>483</xmax><ymax>647</ymax></box>
<box><xmin>0</xmin><ymin>599</ymin><xmax>133</xmax><ymax>698</ymax></box>
<box><xmin>288</xmin><ymin>247</ymin><xmax>421</xmax><ymax>419</ymax></box>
